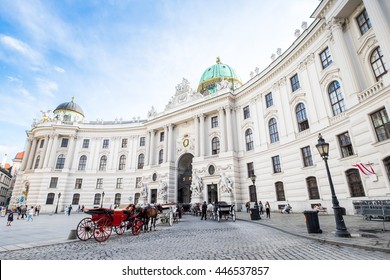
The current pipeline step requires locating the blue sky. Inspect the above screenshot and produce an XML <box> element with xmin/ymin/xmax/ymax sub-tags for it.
<box><xmin>0</xmin><ymin>0</ymin><xmax>320</xmax><ymax>164</ymax></box>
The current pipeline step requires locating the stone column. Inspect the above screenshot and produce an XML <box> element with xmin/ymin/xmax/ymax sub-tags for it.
<box><xmin>129</xmin><ymin>136</ymin><xmax>137</xmax><ymax>170</ymax></box>
<box><xmin>64</xmin><ymin>135</ymin><xmax>76</xmax><ymax>170</ymax></box>
<box><xmin>167</xmin><ymin>124</ymin><xmax>174</xmax><ymax>162</ymax></box>
<box><xmin>255</xmin><ymin>97</ymin><xmax>267</xmax><ymax>147</ymax></box>
<box><xmin>21</xmin><ymin>138</ymin><xmax>33</xmax><ymax>171</ymax></box>
<box><xmin>363</xmin><ymin>0</ymin><xmax>390</xmax><ymax>85</ymax></box>
<box><xmin>163</xmin><ymin>125</ymin><xmax>168</xmax><ymax>162</ymax></box>
<box><xmin>199</xmin><ymin>114</ymin><xmax>205</xmax><ymax>156</ymax></box>
<box><xmin>329</xmin><ymin>18</ymin><xmax>360</xmax><ymax>105</ymax></box>
<box><xmin>235</xmin><ymin>106</ymin><xmax>244</xmax><ymax>152</ymax></box>
<box><xmin>26</xmin><ymin>138</ymin><xmax>38</xmax><ymax>170</ymax></box>
<box><xmin>219</xmin><ymin>107</ymin><xmax>226</xmax><ymax>153</ymax></box>
<box><xmin>48</xmin><ymin>134</ymin><xmax>59</xmax><ymax>169</ymax></box>
<box><xmin>226</xmin><ymin>106</ymin><xmax>234</xmax><ymax>151</ymax></box>
<box><xmin>38</xmin><ymin>135</ymin><xmax>49</xmax><ymax>169</ymax></box>
<box><xmin>193</xmin><ymin>116</ymin><xmax>199</xmax><ymax>157</ymax></box>
<box><xmin>250</xmin><ymin>97</ymin><xmax>261</xmax><ymax>147</ymax></box>
<box><xmin>149</xmin><ymin>130</ymin><xmax>155</xmax><ymax>166</ymax></box>
<box><xmin>145</xmin><ymin>131</ymin><xmax>150</xmax><ymax>166</ymax></box>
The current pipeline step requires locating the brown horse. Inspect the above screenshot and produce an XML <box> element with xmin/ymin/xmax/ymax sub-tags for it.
<box><xmin>141</xmin><ymin>204</ymin><xmax>163</xmax><ymax>231</ymax></box>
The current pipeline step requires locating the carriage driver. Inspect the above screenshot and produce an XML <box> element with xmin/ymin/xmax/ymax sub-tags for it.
<box><xmin>201</xmin><ymin>201</ymin><xmax>207</xmax><ymax>220</ymax></box>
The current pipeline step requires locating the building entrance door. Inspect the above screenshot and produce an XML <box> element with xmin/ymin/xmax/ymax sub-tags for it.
<box><xmin>207</xmin><ymin>184</ymin><xmax>218</xmax><ymax>204</ymax></box>
<box><xmin>177</xmin><ymin>153</ymin><xmax>194</xmax><ymax>203</ymax></box>
<box><xmin>151</xmin><ymin>189</ymin><xmax>157</xmax><ymax>204</ymax></box>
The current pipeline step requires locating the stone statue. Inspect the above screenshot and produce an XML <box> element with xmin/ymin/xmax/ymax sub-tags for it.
<box><xmin>219</xmin><ymin>173</ymin><xmax>233</xmax><ymax>193</ymax></box>
<box><xmin>158</xmin><ymin>180</ymin><xmax>168</xmax><ymax>199</ymax></box>
<box><xmin>190</xmin><ymin>172</ymin><xmax>203</xmax><ymax>195</ymax></box>
<box><xmin>140</xmin><ymin>183</ymin><xmax>148</xmax><ymax>198</ymax></box>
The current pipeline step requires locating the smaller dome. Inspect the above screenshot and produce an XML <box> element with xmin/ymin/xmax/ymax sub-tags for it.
<box><xmin>54</xmin><ymin>97</ymin><xmax>85</xmax><ymax>117</ymax></box>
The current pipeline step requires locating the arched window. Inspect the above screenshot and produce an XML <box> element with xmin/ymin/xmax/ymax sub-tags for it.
<box><xmin>306</xmin><ymin>176</ymin><xmax>320</xmax><ymax>199</ymax></box>
<box><xmin>138</xmin><ymin>154</ymin><xmax>144</xmax><ymax>169</ymax></box>
<box><xmin>275</xmin><ymin>181</ymin><xmax>285</xmax><ymax>201</ymax></box>
<box><xmin>114</xmin><ymin>193</ymin><xmax>121</xmax><ymax>205</ymax></box>
<box><xmin>94</xmin><ymin>193</ymin><xmax>101</xmax><ymax>205</ymax></box>
<box><xmin>78</xmin><ymin>155</ymin><xmax>87</xmax><ymax>171</ymax></box>
<box><xmin>211</xmin><ymin>137</ymin><xmax>220</xmax><ymax>155</ymax></box>
<box><xmin>34</xmin><ymin>155</ymin><xmax>40</xmax><ymax>169</ymax></box>
<box><xmin>45</xmin><ymin>193</ymin><xmax>55</xmax><ymax>205</ymax></box>
<box><xmin>99</xmin><ymin>155</ymin><xmax>107</xmax><ymax>171</ymax></box>
<box><xmin>158</xmin><ymin>150</ymin><xmax>164</xmax><ymax>164</ymax></box>
<box><xmin>296</xmin><ymin>103</ymin><xmax>309</xmax><ymax>132</ymax></box>
<box><xmin>346</xmin><ymin>169</ymin><xmax>366</xmax><ymax>197</ymax></box>
<box><xmin>118</xmin><ymin>155</ymin><xmax>126</xmax><ymax>170</ymax></box>
<box><xmin>383</xmin><ymin>156</ymin><xmax>390</xmax><ymax>183</ymax></box>
<box><xmin>72</xmin><ymin>194</ymin><xmax>80</xmax><ymax>205</ymax></box>
<box><xmin>371</xmin><ymin>47</ymin><xmax>387</xmax><ymax>81</ymax></box>
<box><xmin>245</xmin><ymin>129</ymin><xmax>254</xmax><ymax>151</ymax></box>
<box><xmin>269</xmin><ymin>118</ymin><xmax>279</xmax><ymax>143</ymax></box>
<box><xmin>56</xmin><ymin>154</ymin><xmax>65</xmax><ymax>169</ymax></box>
<box><xmin>328</xmin><ymin>81</ymin><xmax>345</xmax><ymax>116</ymax></box>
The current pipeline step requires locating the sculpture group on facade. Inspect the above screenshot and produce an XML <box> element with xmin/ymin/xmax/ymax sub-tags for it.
<box><xmin>190</xmin><ymin>171</ymin><xmax>203</xmax><ymax>196</ymax></box>
<box><xmin>219</xmin><ymin>173</ymin><xmax>233</xmax><ymax>193</ymax></box>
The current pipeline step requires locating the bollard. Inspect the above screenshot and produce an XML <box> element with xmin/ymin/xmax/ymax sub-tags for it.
<box><xmin>68</xmin><ymin>229</ymin><xmax>77</xmax><ymax>240</ymax></box>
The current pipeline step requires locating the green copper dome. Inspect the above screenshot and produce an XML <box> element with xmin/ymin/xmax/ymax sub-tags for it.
<box><xmin>54</xmin><ymin>97</ymin><xmax>85</xmax><ymax>117</ymax></box>
<box><xmin>197</xmin><ymin>57</ymin><xmax>242</xmax><ymax>94</ymax></box>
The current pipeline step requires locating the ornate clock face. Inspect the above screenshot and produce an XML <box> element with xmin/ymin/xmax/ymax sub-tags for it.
<box><xmin>183</xmin><ymin>138</ymin><xmax>189</xmax><ymax>147</ymax></box>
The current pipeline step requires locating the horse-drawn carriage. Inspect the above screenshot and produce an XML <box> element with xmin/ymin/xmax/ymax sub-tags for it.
<box><xmin>212</xmin><ymin>201</ymin><xmax>236</xmax><ymax>222</ymax></box>
<box><xmin>158</xmin><ymin>203</ymin><xmax>179</xmax><ymax>226</ymax></box>
<box><xmin>76</xmin><ymin>207</ymin><xmax>143</xmax><ymax>243</ymax></box>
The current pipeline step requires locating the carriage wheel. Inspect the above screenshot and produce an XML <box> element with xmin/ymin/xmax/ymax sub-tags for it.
<box><xmin>132</xmin><ymin>220</ymin><xmax>142</xmax><ymax>236</ymax></box>
<box><xmin>76</xmin><ymin>218</ymin><xmax>94</xmax><ymax>241</ymax></box>
<box><xmin>232</xmin><ymin>210</ymin><xmax>236</xmax><ymax>222</ymax></box>
<box><xmin>217</xmin><ymin>210</ymin><xmax>221</xmax><ymax>222</ymax></box>
<box><xmin>114</xmin><ymin>221</ymin><xmax>128</xmax><ymax>235</ymax></box>
<box><xmin>168</xmin><ymin>212</ymin><xmax>173</xmax><ymax>227</ymax></box>
<box><xmin>94</xmin><ymin>217</ymin><xmax>112</xmax><ymax>242</ymax></box>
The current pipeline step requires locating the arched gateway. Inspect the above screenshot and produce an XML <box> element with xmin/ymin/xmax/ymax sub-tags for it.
<box><xmin>177</xmin><ymin>153</ymin><xmax>194</xmax><ymax>203</ymax></box>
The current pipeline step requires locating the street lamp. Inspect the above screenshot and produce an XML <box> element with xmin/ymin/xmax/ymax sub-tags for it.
<box><xmin>55</xmin><ymin>192</ymin><xmax>61</xmax><ymax>214</ymax></box>
<box><xmin>249</xmin><ymin>174</ymin><xmax>260</xmax><ymax>219</ymax></box>
<box><xmin>316</xmin><ymin>133</ymin><xmax>351</xmax><ymax>238</ymax></box>
<box><xmin>101</xmin><ymin>191</ymin><xmax>105</xmax><ymax>208</ymax></box>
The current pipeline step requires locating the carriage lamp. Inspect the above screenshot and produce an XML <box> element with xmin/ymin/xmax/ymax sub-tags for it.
<box><xmin>250</xmin><ymin>175</ymin><xmax>257</xmax><ymax>186</ymax></box>
<box><xmin>101</xmin><ymin>191</ymin><xmax>105</xmax><ymax>208</ymax></box>
<box><xmin>316</xmin><ymin>133</ymin><xmax>351</xmax><ymax>238</ymax></box>
<box><xmin>55</xmin><ymin>192</ymin><xmax>61</xmax><ymax>214</ymax></box>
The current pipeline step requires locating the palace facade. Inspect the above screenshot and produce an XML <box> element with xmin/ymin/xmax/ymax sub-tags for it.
<box><xmin>11</xmin><ymin>0</ymin><xmax>390</xmax><ymax>214</ymax></box>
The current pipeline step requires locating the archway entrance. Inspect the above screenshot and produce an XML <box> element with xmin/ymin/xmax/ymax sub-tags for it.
<box><xmin>177</xmin><ymin>153</ymin><xmax>194</xmax><ymax>203</ymax></box>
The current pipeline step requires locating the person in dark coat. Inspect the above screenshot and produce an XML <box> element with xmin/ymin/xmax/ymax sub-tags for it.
<box><xmin>201</xmin><ymin>201</ymin><xmax>207</xmax><ymax>220</ymax></box>
<box><xmin>6</xmin><ymin>209</ymin><xmax>14</xmax><ymax>226</ymax></box>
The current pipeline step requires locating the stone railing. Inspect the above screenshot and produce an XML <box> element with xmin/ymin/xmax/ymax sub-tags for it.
<box><xmin>358</xmin><ymin>81</ymin><xmax>384</xmax><ymax>103</ymax></box>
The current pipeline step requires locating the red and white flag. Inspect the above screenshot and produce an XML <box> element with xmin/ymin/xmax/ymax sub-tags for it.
<box><xmin>353</xmin><ymin>162</ymin><xmax>376</xmax><ymax>175</ymax></box>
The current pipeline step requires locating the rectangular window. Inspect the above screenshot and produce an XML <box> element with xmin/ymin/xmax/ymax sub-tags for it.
<box><xmin>290</xmin><ymin>74</ymin><xmax>300</xmax><ymax>92</ymax></box>
<box><xmin>61</xmin><ymin>138</ymin><xmax>69</xmax><ymax>148</ymax></box>
<box><xmin>75</xmin><ymin>178</ymin><xmax>83</xmax><ymax>189</ymax></box>
<box><xmin>49</xmin><ymin>177</ymin><xmax>58</xmax><ymax>188</ymax></box>
<box><xmin>121</xmin><ymin>138</ymin><xmax>128</xmax><ymax>148</ymax></box>
<box><xmin>370</xmin><ymin>108</ymin><xmax>390</xmax><ymax>142</ymax></box>
<box><xmin>338</xmin><ymin>132</ymin><xmax>354</xmax><ymax>157</ymax></box>
<box><xmin>357</xmin><ymin>9</ymin><xmax>372</xmax><ymax>35</ymax></box>
<box><xmin>96</xmin><ymin>178</ymin><xmax>103</xmax><ymax>189</ymax></box>
<box><xmin>116</xmin><ymin>178</ymin><xmax>123</xmax><ymax>189</ymax></box>
<box><xmin>265</xmin><ymin>92</ymin><xmax>273</xmax><ymax>108</ymax></box>
<box><xmin>301</xmin><ymin>146</ymin><xmax>313</xmax><ymax>167</ymax></box>
<box><xmin>102</xmin><ymin>139</ymin><xmax>109</xmax><ymax>149</ymax></box>
<box><xmin>243</xmin><ymin>106</ymin><xmax>250</xmax><ymax>119</ymax></box>
<box><xmin>211</xmin><ymin>116</ymin><xmax>218</xmax><ymax>128</ymax></box>
<box><xmin>139</xmin><ymin>137</ymin><xmax>145</xmax><ymax>147</ymax></box>
<box><xmin>247</xmin><ymin>162</ymin><xmax>254</xmax><ymax>178</ymax></box>
<box><xmin>160</xmin><ymin>132</ymin><xmax>164</xmax><ymax>142</ymax></box>
<box><xmin>320</xmin><ymin>47</ymin><xmax>332</xmax><ymax>69</ymax></box>
<box><xmin>272</xmin><ymin>156</ymin><xmax>281</xmax><ymax>173</ymax></box>
<box><xmin>39</xmin><ymin>139</ymin><xmax>45</xmax><ymax>148</ymax></box>
<box><xmin>82</xmin><ymin>139</ymin><xmax>90</xmax><ymax>149</ymax></box>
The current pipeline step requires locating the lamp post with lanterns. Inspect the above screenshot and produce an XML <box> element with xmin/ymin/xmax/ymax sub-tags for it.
<box><xmin>55</xmin><ymin>192</ymin><xmax>61</xmax><ymax>214</ymax></box>
<box><xmin>315</xmin><ymin>133</ymin><xmax>351</xmax><ymax>238</ymax></box>
<box><xmin>101</xmin><ymin>191</ymin><xmax>105</xmax><ymax>208</ymax></box>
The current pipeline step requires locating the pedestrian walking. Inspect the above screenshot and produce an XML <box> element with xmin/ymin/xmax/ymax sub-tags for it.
<box><xmin>245</xmin><ymin>201</ymin><xmax>250</xmax><ymax>213</ymax></box>
<box><xmin>36</xmin><ymin>205</ymin><xmax>41</xmax><ymax>216</ymax></box>
<box><xmin>21</xmin><ymin>205</ymin><xmax>27</xmax><ymax>219</ymax></box>
<box><xmin>259</xmin><ymin>201</ymin><xmax>264</xmax><ymax>215</ymax></box>
<box><xmin>200</xmin><ymin>201</ymin><xmax>207</xmax><ymax>220</ymax></box>
<box><xmin>265</xmin><ymin>201</ymin><xmax>271</xmax><ymax>219</ymax></box>
<box><xmin>67</xmin><ymin>205</ymin><xmax>72</xmax><ymax>216</ymax></box>
<box><xmin>27</xmin><ymin>206</ymin><xmax>34</xmax><ymax>222</ymax></box>
<box><xmin>6</xmin><ymin>209</ymin><xmax>14</xmax><ymax>226</ymax></box>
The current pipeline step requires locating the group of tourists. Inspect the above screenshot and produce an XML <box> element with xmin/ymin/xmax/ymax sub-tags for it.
<box><xmin>6</xmin><ymin>204</ymin><xmax>41</xmax><ymax>226</ymax></box>
<box><xmin>245</xmin><ymin>201</ymin><xmax>272</xmax><ymax>219</ymax></box>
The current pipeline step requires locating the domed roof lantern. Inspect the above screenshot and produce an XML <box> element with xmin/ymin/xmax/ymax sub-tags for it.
<box><xmin>53</xmin><ymin>97</ymin><xmax>85</xmax><ymax>123</ymax></box>
<box><xmin>197</xmin><ymin>57</ymin><xmax>242</xmax><ymax>95</ymax></box>
<box><xmin>54</xmin><ymin>96</ymin><xmax>85</xmax><ymax>117</ymax></box>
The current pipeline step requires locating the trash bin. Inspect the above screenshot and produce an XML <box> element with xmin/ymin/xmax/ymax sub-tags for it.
<box><xmin>250</xmin><ymin>208</ymin><xmax>261</xmax><ymax>220</ymax></box>
<box><xmin>303</xmin><ymin>210</ymin><xmax>322</xmax><ymax>233</ymax></box>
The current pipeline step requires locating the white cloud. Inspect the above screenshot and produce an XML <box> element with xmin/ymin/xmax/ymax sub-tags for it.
<box><xmin>54</xmin><ymin>66</ymin><xmax>65</xmax><ymax>73</ymax></box>
<box><xmin>0</xmin><ymin>35</ymin><xmax>41</xmax><ymax>64</ymax></box>
<box><xmin>36</xmin><ymin>78</ymin><xmax>58</xmax><ymax>97</ymax></box>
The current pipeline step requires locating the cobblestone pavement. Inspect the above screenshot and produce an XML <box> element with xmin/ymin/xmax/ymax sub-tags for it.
<box><xmin>0</xmin><ymin>215</ymin><xmax>389</xmax><ymax>260</ymax></box>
